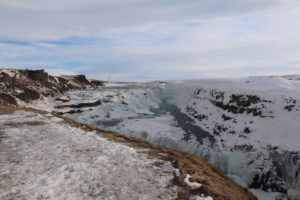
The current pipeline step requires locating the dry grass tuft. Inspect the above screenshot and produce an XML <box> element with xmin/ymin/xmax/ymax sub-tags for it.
<box><xmin>5</xmin><ymin>121</ymin><xmax>47</xmax><ymax>128</ymax></box>
<box><xmin>24</xmin><ymin>121</ymin><xmax>47</xmax><ymax>126</ymax></box>
<box><xmin>0</xmin><ymin>104</ymin><xmax>18</xmax><ymax>115</ymax></box>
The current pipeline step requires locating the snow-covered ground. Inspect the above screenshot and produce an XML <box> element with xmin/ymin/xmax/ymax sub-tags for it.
<box><xmin>0</xmin><ymin>110</ymin><xmax>180</xmax><ymax>200</ymax></box>
<box><xmin>56</xmin><ymin>75</ymin><xmax>300</xmax><ymax>200</ymax></box>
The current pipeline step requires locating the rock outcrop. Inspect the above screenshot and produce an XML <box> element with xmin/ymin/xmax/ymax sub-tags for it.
<box><xmin>0</xmin><ymin>68</ymin><xmax>104</xmax><ymax>106</ymax></box>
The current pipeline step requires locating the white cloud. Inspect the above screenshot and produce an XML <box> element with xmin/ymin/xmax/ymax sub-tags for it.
<box><xmin>0</xmin><ymin>0</ymin><xmax>297</xmax><ymax>40</ymax></box>
<box><xmin>1</xmin><ymin>0</ymin><xmax>300</xmax><ymax>81</ymax></box>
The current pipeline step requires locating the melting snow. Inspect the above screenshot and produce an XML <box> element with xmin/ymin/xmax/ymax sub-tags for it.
<box><xmin>184</xmin><ymin>174</ymin><xmax>202</xmax><ymax>189</ymax></box>
<box><xmin>190</xmin><ymin>194</ymin><xmax>214</xmax><ymax>200</ymax></box>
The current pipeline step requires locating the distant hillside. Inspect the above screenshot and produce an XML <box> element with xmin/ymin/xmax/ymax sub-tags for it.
<box><xmin>0</xmin><ymin>68</ymin><xmax>103</xmax><ymax>108</ymax></box>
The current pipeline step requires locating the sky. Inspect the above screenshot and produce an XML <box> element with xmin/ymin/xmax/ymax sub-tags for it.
<box><xmin>0</xmin><ymin>0</ymin><xmax>300</xmax><ymax>81</ymax></box>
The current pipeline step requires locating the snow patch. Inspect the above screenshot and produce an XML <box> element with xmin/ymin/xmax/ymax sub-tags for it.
<box><xmin>184</xmin><ymin>174</ymin><xmax>202</xmax><ymax>189</ymax></box>
<box><xmin>190</xmin><ymin>194</ymin><xmax>214</xmax><ymax>200</ymax></box>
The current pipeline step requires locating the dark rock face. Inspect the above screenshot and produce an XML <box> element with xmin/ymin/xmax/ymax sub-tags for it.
<box><xmin>74</xmin><ymin>75</ymin><xmax>104</xmax><ymax>87</ymax></box>
<box><xmin>250</xmin><ymin>168</ymin><xmax>288</xmax><ymax>194</ymax></box>
<box><xmin>55</xmin><ymin>100</ymin><xmax>101</xmax><ymax>109</ymax></box>
<box><xmin>0</xmin><ymin>71</ymin><xmax>41</xmax><ymax>104</ymax></box>
<box><xmin>283</xmin><ymin>98</ymin><xmax>300</xmax><ymax>112</ymax></box>
<box><xmin>284</xmin><ymin>105</ymin><xmax>295</xmax><ymax>111</ymax></box>
<box><xmin>222</xmin><ymin>114</ymin><xmax>232</xmax><ymax>121</ymax></box>
<box><xmin>0</xmin><ymin>93</ymin><xmax>17</xmax><ymax>105</ymax></box>
<box><xmin>230</xmin><ymin>94</ymin><xmax>267</xmax><ymax>107</ymax></box>
<box><xmin>90</xmin><ymin>80</ymin><xmax>104</xmax><ymax>87</ymax></box>
<box><xmin>248</xmin><ymin>148</ymin><xmax>300</xmax><ymax>196</ymax></box>
<box><xmin>210</xmin><ymin>93</ymin><xmax>273</xmax><ymax>117</ymax></box>
<box><xmin>74</xmin><ymin>75</ymin><xmax>90</xmax><ymax>85</ymax></box>
<box><xmin>270</xmin><ymin>150</ymin><xmax>300</xmax><ymax>192</ymax></box>
<box><xmin>55</xmin><ymin>77</ymin><xmax>76</xmax><ymax>92</ymax></box>
<box><xmin>233</xmin><ymin>144</ymin><xmax>254</xmax><ymax>152</ymax></box>
<box><xmin>185</xmin><ymin>105</ymin><xmax>208</xmax><ymax>121</ymax></box>
<box><xmin>20</xmin><ymin>69</ymin><xmax>48</xmax><ymax>83</ymax></box>
<box><xmin>16</xmin><ymin>88</ymin><xmax>40</xmax><ymax>103</ymax></box>
<box><xmin>53</xmin><ymin>109</ymin><xmax>88</xmax><ymax>115</ymax></box>
<box><xmin>190</xmin><ymin>88</ymin><xmax>273</xmax><ymax>117</ymax></box>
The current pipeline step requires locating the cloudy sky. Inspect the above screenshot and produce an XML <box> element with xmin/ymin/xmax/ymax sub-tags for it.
<box><xmin>1</xmin><ymin>0</ymin><xmax>300</xmax><ymax>81</ymax></box>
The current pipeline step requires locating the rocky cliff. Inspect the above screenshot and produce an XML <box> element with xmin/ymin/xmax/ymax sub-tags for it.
<box><xmin>0</xmin><ymin>68</ymin><xmax>104</xmax><ymax>107</ymax></box>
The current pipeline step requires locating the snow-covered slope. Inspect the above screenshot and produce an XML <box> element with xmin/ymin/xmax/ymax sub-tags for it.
<box><xmin>55</xmin><ymin>76</ymin><xmax>300</xmax><ymax>200</ymax></box>
<box><xmin>166</xmin><ymin>76</ymin><xmax>300</xmax><ymax>150</ymax></box>
<box><xmin>164</xmin><ymin>76</ymin><xmax>300</xmax><ymax>200</ymax></box>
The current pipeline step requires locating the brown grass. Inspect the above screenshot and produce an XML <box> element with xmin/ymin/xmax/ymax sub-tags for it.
<box><xmin>0</xmin><ymin>104</ymin><xmax>257</xmax><ymax>200</ymax></box>
<box><xmin>4</xmin><ymin>121</ymin><xmax>47</xmax><ymax>128</ymax></box>
<box><xmin>0</xmin><ymin>104</ymin><xmax>18</xmax><ymax>115</ymax></box>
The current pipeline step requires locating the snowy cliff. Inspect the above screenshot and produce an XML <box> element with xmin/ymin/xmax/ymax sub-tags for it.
<box><xmin>52</xmin><ymin>76</ymin><xmax>300</xmax><ymax>200</ymax></box>
<box><xmin>164</xmin><ymin>76</ymin><xmax>300</xmax><ymax>199</ymax></box>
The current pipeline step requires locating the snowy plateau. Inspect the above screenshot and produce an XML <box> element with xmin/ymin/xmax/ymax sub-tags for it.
<box><xmin>53</xmin><ymin>76</ymin><xmax>300</xmax><ymax>200</ymax></box>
